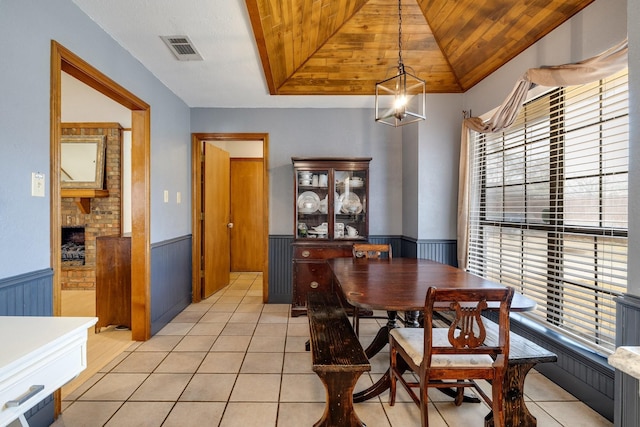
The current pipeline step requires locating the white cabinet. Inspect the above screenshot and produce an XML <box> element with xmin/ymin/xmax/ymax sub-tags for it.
<box><xmin>0</xmin><ymin>316</ymin><xmax>97</xmax><ymax>427</ymax></box>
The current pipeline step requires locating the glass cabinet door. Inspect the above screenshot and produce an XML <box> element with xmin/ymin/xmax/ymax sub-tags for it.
<box><xmin>334</xmin><ymin>169</ymin><xmax>367</xmax><ymax>240</ymax></box>
<box><xmin>296</xmin><ymin>169</ymin><xmax>330</xmax><ymax>240</ymax></box>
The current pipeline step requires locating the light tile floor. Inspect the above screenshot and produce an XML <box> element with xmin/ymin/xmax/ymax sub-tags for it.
<box><xmin>51</xmin><ymin>272</ymin><xmax>612</xmax><ymax>426</ymax></box>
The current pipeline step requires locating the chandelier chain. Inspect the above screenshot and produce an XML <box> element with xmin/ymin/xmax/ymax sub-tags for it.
<box><xmin>397</xmin><ymin>0</ymin><xmax>403</xmax><ymax>69</ymax></box>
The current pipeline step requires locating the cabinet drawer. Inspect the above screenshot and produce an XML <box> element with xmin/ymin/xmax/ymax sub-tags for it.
<box><xmin>0</xmin><ymin>333</ymin><xmax>88</xmax><ymax>426</ymax></box>
<box><xmin>294</xmin><ymin>261</ymin><xmax>332</xmax><ymax>292</ymax></box>
<box><xmin>293</xmin><ymin>246</ymin><xmax>352</xmax><ymax>260</ymax></box>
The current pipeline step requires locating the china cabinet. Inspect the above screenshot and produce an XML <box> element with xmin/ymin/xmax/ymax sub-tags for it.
<box><xmin>291</xmin><ymin>157</ymin><xmax>371</xmax><ymax>316</ymax></box>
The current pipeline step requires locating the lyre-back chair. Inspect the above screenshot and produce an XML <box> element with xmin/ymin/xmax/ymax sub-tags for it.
<box><xmin>352</xmin><ymin>243</ymin><xmax>392</xmax><ymax>260</ymax></box>
<box><xmin>389</xmin><ymin>286</ymin><xmax>514</xmax><ymax>427</ymax></box>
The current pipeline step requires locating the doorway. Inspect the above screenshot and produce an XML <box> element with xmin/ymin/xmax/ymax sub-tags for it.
<box><xmin>50</xmin><ymin>41</ymin><xmax>152</xmax><ymax>341</ymax></box>
<box><xmin>191</xmin><ymin>133</ymin><xmax>269</xmax><ymax>303</ymax></box>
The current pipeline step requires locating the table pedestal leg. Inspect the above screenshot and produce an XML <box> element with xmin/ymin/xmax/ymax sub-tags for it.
<box><xmin>403</xmin><ymin>310</ymin><xmax>420</xmax><ymax>327</ymax></box>
<box><xmin>354</xmin><ymin>367</ymin><xmax>399</xmax><ymax>403</ymax></box>
<box><xmin>356</xmin><ymin>310</ymin><xmax>398</xmax><ymax>403</ymax></box>
<box><xmin>362</xmin><ymin>311</ymin><xmax>396</xmax><ymax>358</ymax></box>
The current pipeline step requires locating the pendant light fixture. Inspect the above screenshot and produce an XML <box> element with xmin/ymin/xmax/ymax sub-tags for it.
<box><xmin>375</xmin><ymin>0</ymin><xmax>426</xmax><ymax>127</ymax></box>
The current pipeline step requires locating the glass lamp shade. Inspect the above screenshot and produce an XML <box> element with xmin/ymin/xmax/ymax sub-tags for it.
<box><xmin>375</xmin><ymin>68</ymin><xmax>426</xmax><ymax>127</ymax></box>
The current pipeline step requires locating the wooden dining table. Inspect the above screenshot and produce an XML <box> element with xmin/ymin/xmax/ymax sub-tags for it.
<box><xmin>327</xmin><ymin>257</ymin><xmax>538</xmax><ymax>403</ymax></box>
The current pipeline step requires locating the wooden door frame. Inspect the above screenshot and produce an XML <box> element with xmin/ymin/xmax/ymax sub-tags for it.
<box><xmin>50</xmin><ymin>41</ymin><xmax>151</xmax><ymax>341</ymax></box>
<box><xmin>191</xmin><ymin>133</ymin><xmax>270</xmax><ymax>303</ymax></box>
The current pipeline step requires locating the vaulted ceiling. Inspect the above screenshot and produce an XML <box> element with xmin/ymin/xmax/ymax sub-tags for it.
<box><xmin>246</xmin><ymin>0</ymin><xmax>595</xmax><ymax>95</ymax></box>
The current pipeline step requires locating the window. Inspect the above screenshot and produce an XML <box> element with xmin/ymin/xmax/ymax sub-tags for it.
<box><xmin>466</xmin><ymin>69</ymin><xmax>628</xmax><ymax>353</ymax></box>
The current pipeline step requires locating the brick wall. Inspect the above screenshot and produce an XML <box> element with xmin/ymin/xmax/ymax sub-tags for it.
<box><xmin>60</xmin><ymin>123</ymin><xmax>123</xmax><ymax>290</ymax></box>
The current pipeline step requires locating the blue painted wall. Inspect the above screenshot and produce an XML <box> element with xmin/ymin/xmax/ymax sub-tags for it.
<box><xmin>190</xmin><ymin>102</ymin><xmax>463</xmax><ymax>241</ymax></box>
<box><xmin>0</xmin><ymin>270</ymin><xmax>53</xmax><ymax>316</ymax></box>
<box><xmin>150</xmin><ymin>236</ymin><xmax>192</xmax><ymax>335</ymax></box>
<box><xmin>0</xmin><ymin>0</ymin><xmax>192</xmax><ymax>281</ymax></box>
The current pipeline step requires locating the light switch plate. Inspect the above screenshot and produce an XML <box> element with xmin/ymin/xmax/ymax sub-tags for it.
<box><xmin>163</xmin><ymin>190</ymin><xmax>169</xmax><ymax>203</ymax></box>
<box><xmin>177</xmin><ymin>192</ymin><xmax>181</xmax><ymax>204</ymax></box>
<box><xmin>31</xmin><ymin>172</ymin><xmax>45</xmax><ymax>197</ymax></box>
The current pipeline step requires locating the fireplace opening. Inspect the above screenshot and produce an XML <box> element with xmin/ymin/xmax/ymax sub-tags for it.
<box><xmin>62</xmin><ymin>226</ymin><xmax>85</xmax><ymax>266</ymax></box>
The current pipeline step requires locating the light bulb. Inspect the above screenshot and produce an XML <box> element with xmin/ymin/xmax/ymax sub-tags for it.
<box><xmin>394</xmin><ymin>94</ymin><xmax>407</xmax><ymax>120</ymax></box>
<box><xmin>394</xmin><ymin>95</ymin><xmax>407</xmax><ymax>109</ymax></box>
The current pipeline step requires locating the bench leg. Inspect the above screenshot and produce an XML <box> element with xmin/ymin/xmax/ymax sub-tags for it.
<box><xmin>484</xmin><ymin>362</ymin><xmax>538</xmax><ymax>427</ymax></box>
<box><xmin>314</xmin><ymin>370</ymin><xmax>367</xmax><ymax>427</ymax></box>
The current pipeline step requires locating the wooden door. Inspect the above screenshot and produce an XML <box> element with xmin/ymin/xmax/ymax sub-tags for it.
<box><xmin>230</xmin><ymin>158</ymin><xmax>264</xmax><ymax>271</ymax></box>
<box><xmin>203</xmin><ymin>143</ymin><xmax>230</xmax><ymax>298</ymax></box>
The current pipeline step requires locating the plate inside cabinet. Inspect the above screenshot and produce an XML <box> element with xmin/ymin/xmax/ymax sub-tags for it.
<box><xmin>297</xmin><ymin>191</ymin><xmax>320</xmax><ymax>213</ymax></box>
<box><xmin>339</xmin><ymin>192</ymin><xmax>362</xmax><ymax>214</ymax></box>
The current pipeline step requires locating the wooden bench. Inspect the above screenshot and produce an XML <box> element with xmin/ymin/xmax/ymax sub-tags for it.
<box><xmin>480</xmin><ymin>317</ymin><xmax>558</xmax><ymax>427</ymax></box>
<box><xmin>307</xmin><ymin>292</ymin><xmax>371</xmax><ymax>427</ymax></box>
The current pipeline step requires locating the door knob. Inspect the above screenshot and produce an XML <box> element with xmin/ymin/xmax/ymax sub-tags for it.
<box><xmin>227</xmin><ymin>223</ymin><xmax>234</xmax><ymax>228</ymax></box>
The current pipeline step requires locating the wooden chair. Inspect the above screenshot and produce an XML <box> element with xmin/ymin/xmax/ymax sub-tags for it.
<box><xmin>352</xmin><ymin>243</ymin><xmax>392</xmax><ymax>260</ymax></box>
<box><xmin>351</xmin><ymin>243</ymin><xmax>392</xmax><ymax>335</ymax></box>
<box><xmin>389</xmin><ymin>286</ymin><xmax>514</xmax><ymax>427</ymax></box>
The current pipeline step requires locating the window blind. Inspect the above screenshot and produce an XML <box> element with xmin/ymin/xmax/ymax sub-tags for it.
<box><xmin>467</xmin><ymin>69</ymin><xmax>628</xmax><ymax>353</ymax></box>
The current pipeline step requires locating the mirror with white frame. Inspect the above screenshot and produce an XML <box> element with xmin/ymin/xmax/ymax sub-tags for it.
<box><xmin>61</xmin><ymin>135</ymin><xmax>106</xmax><ymax>189</ymax></box>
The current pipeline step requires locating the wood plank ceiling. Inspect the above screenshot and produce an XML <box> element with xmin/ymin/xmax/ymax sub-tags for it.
<box><xmin>245</xmin><ymin>0</ymin><xmax>594</xmax><ymax>95</ymax></box>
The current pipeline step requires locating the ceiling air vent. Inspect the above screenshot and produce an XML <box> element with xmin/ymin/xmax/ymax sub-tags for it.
<box><xmin>160</xmin><ymin>35</ymin><xmax>203</xmax><ymax>61</ymax></box>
